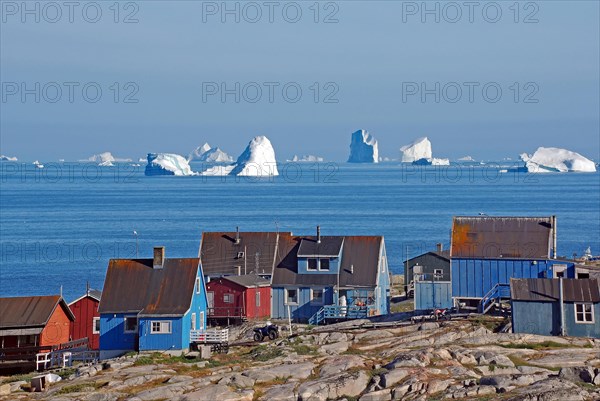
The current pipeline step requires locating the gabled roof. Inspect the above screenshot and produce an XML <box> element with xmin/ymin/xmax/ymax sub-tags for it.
<box><xmin>297</xmin><ymin>237</ymin><xmax>344</xmax><ymax>257</ymax></box>
<box><xmin>69</xmin><ymin>289</ymin><xmax>102</xmax><ymax>305</ymax></box>
<box><xmin>98</xmin><ymin>258</ymin><xmax>200</xmax><ymax>316</ymax></box>
<box><xmin>200</xmin><ymin>232</ymin><xmax>294</xmax><ymax>277</ymax></box>
<box><xmin>451</xmin><ymin>216</ymin><xmax>553</xmax><ymax>259</ymax></box>
<box><xmin>510</xmin><ymin>278</ymin><xmax>600</xmax><ymax>303</ymax></box>
<box><xmin>0</xmin><ymin>295</ymin><xmax>75</xmax><ymax>329</ymax></box>
<box><xmin>222</xmin><ymin>275</ymin><xmax>271</xmax><ymax>288</ymax></box>
<box><xmin>405</xmin><ymin>250</ymin><xmax>450</xmax><ymax>263</ymax></box>
<box><xmin>272</xmin><ymin>236</ymin><xmax>383</xmax><ymax>287</ymax></box>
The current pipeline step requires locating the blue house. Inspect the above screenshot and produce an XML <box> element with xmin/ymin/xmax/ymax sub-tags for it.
<box><xmin>404</xmin><ymin>247</ymin><xmax>452</xmax><ymax>310</ymax></box>
<box><xmin>271</xmin><ymin>229</ymin><xmax>391</xmax><ymax>324</ymax></box>
<box><xmin>511</xmin><ymin>278</ymin><xmax>600</xmax><ymax>338</ymax></box>
<box><xmin>450</xmin><ymin>216</ymin><xmax>575</xmax><ymax>311</ymax></box>
<box><xmin>98</xmin><ymin>247</ymin><xmax>208</xmax><ymax>358</ymax></box>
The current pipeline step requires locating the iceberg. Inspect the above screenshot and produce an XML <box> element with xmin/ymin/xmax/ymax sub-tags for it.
<box><xmin>400</xmin><ymin>137</ymin><xmax>432</xmax><ymax>163</ymax></box>
<box><xmin>145</xmin><ymin>153</ymin><xmax>197</xmax><ymax>176</ymax></box>
<box><xmin>520</xmin><ymin>147</ymin><xmax>597</xmax><ymax>173</ymax></box>
<box><xmin>412</xmin><ymin>157</ymin><xmax>450</xmax><ymax>166</ymax></box>
<box><xmin>0</xmin><ymin>155</ymin><xmax>17</xmax><ymax>161</ymax></box>
<box><xmin>33</xmin><ymin>160</ymin><xmax>44</xmax><ymax>168</ymax></box>
<box><xmin>98</xmin><ymin>160</ymin><xmax>114</xmax><ymax>167</ymax></box>
<box><xmin>289</xmin><ymin>155</ymin><xmax>324</xmax><ymax>162</ymax></box>
<box><xmin>82</xmin><ymin>152</ymin><xmax>132</xmax><ymax>163</ymax></box>
<box><xmin>457</xmin><ymin>156</ymin><xmax>475</xmax><ymax>162</ymax></box>
<box><xmin>347</xmin><ymin>130</ymin><xmax>379</xmax><ymax>163</ymax></box>
<box><xmin>188</xmin><ymin>142</ymin><xmax>233</xmax><ymax>163</ymax></box>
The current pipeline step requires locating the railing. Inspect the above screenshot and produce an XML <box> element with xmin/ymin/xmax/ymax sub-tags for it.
<box><xmin>190</xmin><ymin>329</ymin><xmax>229</xmax><ymax>344</ymax></box>
<box><xmin>51</xmin><ymin>338</ymin><xmax>88</xmax><ymax>352</ymax></box>
<box><xmin>309</xmin><ymin>305</ymin><xmax>377</xmax><ymax>325</ymax></box>
<box><xmin>308</xmin><ymin>307</ymin><xmax>325</xmax><ymax>326</ymax></box>
<box><xmin>0</xmin><ymin>345</ymin><xmax>53</xmax><ymax>363</ymax></box>
<box><xmin>480</xmin><ymin>283</ymin><xmax>511</xmax><ymax>314</ymax></box>
<box><xmin>208</xmin><ymin>307</ymin><xmax>245</xmax><ymax>318</ymax></box>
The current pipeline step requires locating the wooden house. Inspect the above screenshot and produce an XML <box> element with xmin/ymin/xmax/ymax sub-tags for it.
<box><xmin>69</xmin><ymin>288</ymin><xmax>101</xmax><ymax>350</ymax></box>
<box><xmin>511</xmin><ymin>278</ymin><xmax>600</xmax><ymax>338</ymax></box>
<box><xmin>206</xmin><ymin>275</ymin><xmax>271</xmax><ymax>323</ymax></box>
<box><xmin>98</xmin><ymin>247</ymin><xmax>208</xmax><ymax>358</ymax></box>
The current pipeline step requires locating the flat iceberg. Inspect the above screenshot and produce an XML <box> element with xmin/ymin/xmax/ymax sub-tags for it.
<box><xmin>189</xmin><ymin>143</ymin><xmax>233</xmax><ymax>163</ymax></box>
<box><xmin>200</xmin><ymin>135</ymin><xmax>279</xmax><ymax>177</ymax></box>
<box><xmin>400</xmin><ymin>137</ymin><xmax>432</xmax><ymax>163</ymax></box>
<box><xmin>83</xmin><ymin>152</ymin><xmax>132</xmax><ymax>163</ymax></box>
<box><xmin>520</xmin><ymin>147</ymin><xmax>597</xmax><ymax>173</ymax></box>
<box><xmin>348</xmin><ymin>129</ymin><xmax>379</xmax><ymax>163</ymax></box>
<box><xmin>0</xmin><ymin>155</ymin><xmax>17</xmax><ymax>161</ymax></box>
<box><xmin>289</xmin><ymin>155</ymin><xmax>324</xmax><ymax>162</ymax></box>
<box><xmin>412</xmin><ymin>157</ymin><xmax>450</xmax><ymax>166</ymax></box>
<box><xmin>145</xmin><ymin>153</ymin><xmax>197</xmax><ymax>176</ymax></box>
<box><xmin>457</xmin><ymin>155</ymin><xmax>475</xmax><ymax>162</ymax></box>
<box><xmin>99</xmin><ymin>160</ymin><xmax>114</xmax><ymax>167</ymax></box>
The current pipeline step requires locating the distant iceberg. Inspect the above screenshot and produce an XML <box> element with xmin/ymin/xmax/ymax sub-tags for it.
<box><xmin>98</xmin><ymin>160</ymin><xmax>114</xmax><ymax>167</ymax></box>
<box><xmin>189</xmin><ymin>143</ymin><xmax>233</xmax><ymax>163</ymax></box>
<box><xmin>289</xmin><ymin>155</ymin><xmax>324</xmax><ymax>162</ymax></box>
<box><xmin>520</xmin><ymin>147</ymin><xmax>596</xmax><ymax>173</ymax></box>
<box><xmin>412</xmin><ymin>157</ymin><xmax>450</xmax><ymax>166</ymax></box>
<box><xmin>145</xmin><ymin>153</ymin><xmax>197</xmax><ymax>176</ymax></box>
<box><xmin>457</xmin><ymin>156</ymin><xmax>475</xmax><ymax>162</ymax></box>
<box><xmin>82</xmin><ymin>152</ymin><xmax>132</xmax><ymax>163</ymax></box>
<box><xmin>200</xmin><ymin>135</ymin><xmax>279</xmax><ymax>177</ymax></box>
<box><xmin>348</xmin><ymin>130</ymin><xmax>379</xmax><ymax>163</ymax></box>
<box><xmin>400</xmin><ymin>137</ymin><xmax>432</xmax><ymax>163</ymax></box>
<box><xmin>33</xmin><ymin>160</ymin><xmax>44</xmax><ymax>169</ymax></box>
<box><xmin>0</xmin><ymin>155</ymin><xmax>17</xmax><ymax>161</ymax></box>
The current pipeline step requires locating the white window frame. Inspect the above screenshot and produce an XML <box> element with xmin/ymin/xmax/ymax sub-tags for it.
<box><xmin>224</xmin><ymin>293</ymin><xmax>234</xmax><ymax>304</ymax></box>
<box><xmin>307</xmin><ymin>258</ymin><xmax>318</xmax><ymax>271</ymax></box>
<box><xmin>151</xmin><ymin>321</ymin><xmax>172</xmax><ymax>334</ymax></box>
<box><xmin>285</xmin><ymin>288</ymin><xmax>298</xmax><ymax>305</ymax></box>
<box><xmin>319</xmin><ymin>258</ymin><xmax>330</xmax><ymax>271</ymax></box>
<box><xmin>199</xmin><ymin>311</ymin><xmax>205</xmax><ymax>330</ymax></box>
<box><xmin>191</xmin><ymin>313</ymin><xmax>197</xmax><ymax>330</ymax></box>
<box><xmin>195</xmin><ymin>277</ymin><xmax>201</xmax><ymax>294</ymax></box>
<box><xmin>574</xmin><ymin>303</ymin><xmax>594</xmax><ymax>324</ymax></box>
<box><xmin>124</xmin><ymin>316</ymin><xmax>138</xmax><ymax>333</ymax></box>
<box><xmin>433</xmin><ymin>269</ymin><xmax>443</xmax><ymax>278</ymax></box>
<box><xmin>255</xmin><ymin>291</ymin><xmax>261</xmax><ymax>307</ymax></box>
<box><xmin>92</xmin><ymin>317</ymin><xmax>100</xmax><ymax>334</ymax></box>
<box><xmin>310</xmin><ymin>288</ymin><xmax>324</xmax><ymax>305</ymax></box>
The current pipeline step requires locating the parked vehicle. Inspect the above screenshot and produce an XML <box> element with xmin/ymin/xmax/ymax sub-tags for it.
<box><xmin>430</xmin><ymin>308</ymin><xmax>451</xmax><ymax>321</ymax></box>
<box><xmin>253</xmin><ymin>322</ymin><xmax>279</xmax><ymax>342</ymax></box>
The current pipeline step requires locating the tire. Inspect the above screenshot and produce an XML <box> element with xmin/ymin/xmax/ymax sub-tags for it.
<box><xmin>268</xmin><ymin>330</ymin><xmax>277</xmax><ymax>340</ymax></box>
<box><xmin>254</xmin><ymin>332</ymin><xmax>263</xmax><ymax>342</ymax></box>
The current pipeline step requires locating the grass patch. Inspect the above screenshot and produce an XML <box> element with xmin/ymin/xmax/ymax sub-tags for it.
<box><xmin>55</xmin><ymin>381</ymin><xmax>105</xmax><ymax>395</ymax></box>
<box><xmin>507</xmin><ymin>354</ymin><xmax>560</xmax><ymax>372</ymax></box>
<box><xmin>1</xmin><ymin>372</ymin><xmax>36</xmax><ymax>384</ymax></box>
<box><xmin>391</xmin><ymin>299</ymin><xmax>414</xmax><ymax>313</ymax></box>
<box><xmin>248</xmin><ymin>345</ymin><xmax>284</xmax><ymax>362</ymax></box>
<box><xmin>291</xmin><ymin>343</ymin><xmax>317</xmax><ymax>355</ymax></box>
<box><xmin>133</xmin><ymin>352</ymin><xmax>202</xmax><ymax>366</ymax></box>
<box><xmin>500</xmin><ymin>341</ymin><xmax>573</xmax><ymax>350</ymax></box>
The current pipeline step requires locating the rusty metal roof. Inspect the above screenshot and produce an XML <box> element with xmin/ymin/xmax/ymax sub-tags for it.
<box><xmin>297</xmin><ymin>237</ymin><xmax>344</xmax><ymax>257</ymax></box>
<box><xmin>0</xmin><ymin>295</ymin><xmax>75</xmax><ymax>329</ymax></box>
<box><xmin>272</xmin><ymin>236</ymin><xmax>383</xmax><ymax>287</ymax></box>
<box><xmin>222</xmin><ymin>275</ymin><xmax>271</xmax><ymax>288</ymax></box>
<box><xmin>98</xmin><ymin>258</ymin><xmax>200</xmax><ymax>316</ymax></box>
<box><xmin>451</xmin><ymin>216</ymin><xmax>553</xmax><ymax>259</ymax></box>
<box><xmin>200</xmin><ymin>232</ymin><xmax>294</xmax><ymax>277</ymax></box>
<box><xmin>510</xmin><ymin>278</ymin><xmax>600</xmax><ymax>302</ymax></box>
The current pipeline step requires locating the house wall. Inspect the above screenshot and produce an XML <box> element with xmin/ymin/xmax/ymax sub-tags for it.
<box><xmin>206</xmin><ymin>279</ymin><xmax>245</xmax><ymax>318</ymax></box>
<box><xmin>69</xmin><ymin>297</ymin><xmax>100</xmax><ymax>350</ymax></box>
<box><xmin>244</xmin><ymin>286</ymin><xmax>271</xmax><ymax>319</ymax></box>
<box><xmin>39</xmin><ymin>305</ymin><xmax>72</xmax><ymax>347</ymax></box>
<box><xmin>99</xmin><ymin>314</ymin><xmax>138</xmax><ymax>351</ymax></box>
<box><xmin>564</xmin><ymin>302</ymin><xmax>600</xmax><ymax>338</ymax></box>
<box><xmin>405</xmin><ymin>253</ymin><xmax>450</xmax><ymax>283</ymax></box>
<box><xmin>138</xmin><ymin>318</ymin><xmax>184</xmax><ymax>351</ymax></box>
<box><xmin>415</xmin><ymin>282</ymin><xmax>453</xmax><ymax>311</ymax></box>
<box><xmin>297</xmin><ymin>257</ymin><xmax>340</xmax><ymax>274</ymax></box>
<box><xmin>376</xmin><ymin>242</ymin><xmax>391</xmax><ymax>315</ymax></box>
<box><xmin>181</xmin><ymin>269</ymin><xmax>209</xmax><ymax>348</ymax></box>
<box><xmin>452</xmin><ymin>259</ymin><xmax>574</xmax><ymax>299</ymax></box>
<box><xmin>271</xmin><ymin>286</ymin><xmax>334</xmax><ymax>320</ymax></box>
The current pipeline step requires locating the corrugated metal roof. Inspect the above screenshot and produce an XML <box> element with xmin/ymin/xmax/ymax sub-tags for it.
<box><xmin>510</xmin><ymin>278</ymin><xmax>600</xmax><ymax>302</ymax></box>
<box><xmin>272</xmin><ymin>236</ymin><xmax>383</xmax><ymax>287</ymax></box>
<box><xmin>69</xmin><ymin>288</ymin><xmax>102</xmax><ymax>305</ymax></box>
<box><xmin>222</xmin><ymin>275</ymin><xmax>271</xmax><ymax>288</ymax></box>
<box><xmin>405</xmin><ymin>250</ymin><xmax>450</xmax><ymax>263</ymax></box>
<box><xmin>451</xmin><ymin>216</ymin><xmax>553</xmax><ymax>259</ymax></box>
<box><xmin>200</xmin><ymin>232</ymin><xmax>294</xmax><ymax>276</ymax></box>
<box><xmin>297</xmin><ymin>237</ymin><xmax>344</xmax><ymax>257</ymax></box>
<box><xmin>0</xmin><ymin>295</ymin><xmax>75</xmax><ymax>329</ymax></box>
<box><xmin>98</xmin><ymin>258</ymin><xmax>200</xmax><ymax>316</ymax></box>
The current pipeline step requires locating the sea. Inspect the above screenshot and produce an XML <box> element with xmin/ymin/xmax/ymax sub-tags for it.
<box><xmin>1</xmin><ymin>161</ymin><xmax>599</xmax><ymax>302</ymax></box>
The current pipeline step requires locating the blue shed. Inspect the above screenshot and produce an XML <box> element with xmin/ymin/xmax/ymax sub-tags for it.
<box><xmin>450</xmin><ymin>216</ymin><xmax>575</xmax><ymax>310</ymax></box>
<box><xmin>271</xmin><ymin>229</ymin><xmax>391</xmax><ymax>324</ymax></box>
<box><xmin>98</xmin><ymin>247</ymin><xmax>208</xmax><ymax>358</ymax></box>
<box><xmin>511</xmin><ymin>278</ymin><xmax>600</xmax><ymax>338</ymax></box>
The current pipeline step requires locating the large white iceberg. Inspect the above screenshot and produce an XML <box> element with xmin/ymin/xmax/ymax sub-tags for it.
<box><xmin>0</xmin><ymin>155</ymin><xmax>17</xmax><ymax>161</ymax></box>
<box><xmin>200</xmin><ymin>135</ymin><xmax>279</xmax><ymax>177</ymax></box>
<box><xmin>145</xmin><ymin>153</ymin><xmax>197</xmax><ymax>176</ymax></box>
<box><xmin>82</xmin><ymin>152</ymin><xmax>132</xmax><ymax>163</ymax></box>
<box><xmin>520</xmin><ymin>147</ymin><xmax>596</xmax><ymax>173</ymax></box>
<box><xmin>188</xmin><ymin>143</ymin><xmax>233</xmax><ymax>163</ymax></box>
<box><xmin>289</xmin><ymin>155</ymin><xmax>324</xmax><ymax>162</ymax></box>
<box><xmin>348</xmin><ymin>130</ymin><xmax>379</xmax><ymax>163</ymax></box>
<box><xmin>400</xmin><ymin>137</ymin><xmax>432</xmax><ymax>163</ymax></box>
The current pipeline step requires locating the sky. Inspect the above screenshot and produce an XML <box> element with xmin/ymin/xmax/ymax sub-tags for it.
<box><xmin>1</xmin><ymin>1</ymin><xmax>599</xmax><ymax>162</ymax></box>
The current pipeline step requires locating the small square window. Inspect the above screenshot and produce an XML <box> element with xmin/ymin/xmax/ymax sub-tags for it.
<box><xmin>124</xmin><ymin>316</ymin><xmax>138</xmax><ymax>333</ymax></box>
<box><xmin>92</xmin><ymin>317</ymin><xmax>100</xmax><ymax>334</ymax></box>
<box><xmin>319</xmin><ymin>259</ymin><xmax>330</xmax><ymax>271</ymax></box>
<box><xmin>575</xmin><ymin>303</ymin><xmax>594</xmax><ymax>324</ymax></box>
<box><xmin>151</xmin><ymin>321</ymin><xmax>171</xmax><ymax>334</ymax></box>
<box><xmin>307</xmin><ymin>259</ymin><xmax>317</xmax><ymax>270</ymax></box>
<box><xmin>286</xmin><ymin>289</ymin><xmax>298</xmax><ymax>304</ymax></box>
<box><xmin>311</xmin><ymin>289</ymin><xmax>324</xmax><ymax>304</ymax></box>
<box><xmin>224</xmin><ymin>293</ymin><xmax>234</xmax><ymax>303</ymax></box>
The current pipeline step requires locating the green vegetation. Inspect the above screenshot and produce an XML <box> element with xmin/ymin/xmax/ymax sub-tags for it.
<box><xmin>248</xmin><ymin>345</ymin><xmax>284</xmax><ymax>361</ymax></box>
<box><xmin>55</xmin><ymin>381</ymin><xmax>105</xmax><ymax>395</ymax></box>
<box><xmin>499</xmin><ymin>341</ymin><xmax>574</xmax><ymax>350</ymax></box>
<box><xmin>133</xmin><ymin>352</ymin><xmax>202</xmax><ymax>366</ymax></box>
<box><xmin>291</xmin><ymin>343</ymin><xmax>317</xmax><ymax>355</ymax></box>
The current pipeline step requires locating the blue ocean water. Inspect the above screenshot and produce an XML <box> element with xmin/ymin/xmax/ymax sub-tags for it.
<box><xmin>1</xmin><ymin>161</ymin><xmax>599</xmax><ymax>302</ymax></box>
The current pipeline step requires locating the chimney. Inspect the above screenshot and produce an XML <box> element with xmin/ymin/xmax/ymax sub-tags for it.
<box><xmin>436</xmin><ymin>243</ymin><xmax>443</xmax><ymax>252</ymax></box>
<box><xmin>317</xmin><ymin>226</ymin><xmax>321</xmax><ymax>244</ymax></box>
<box><xmin>552</xmin><ymin>215</ymin><xmax>557</xmax><ymax>259</ymax></box>
<box><xmin>153</xmin><ymin>246</ymin><xmax>165</xmax><ymax>269</ymax></box>
<box><xmin>235</xmin><ymin>226</ymin><xmax>240</xmax><ymax>245</ymax></box>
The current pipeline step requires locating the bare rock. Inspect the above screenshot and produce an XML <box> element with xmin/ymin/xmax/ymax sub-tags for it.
<box><xmin>297</xmin><ymin>369</ymin><xmax>369</xmax><ymax>401</ymax></box>
<box><xmin>359</xmin><ymin>388</ymin><xmax>392</xmax><ymax>401</ymax></box>
<box><xmin>179</xmin><ymin>384</ymin><xmax>253</xmax><ymax>401</ymax></box>
<box><xmin>320</xmin><ymin>341</ymin><xmax>349</xmax><ymax>355</ymax></box>
<box><xmin>320</xmin><ymin>355</ymin><xmax>366</xmax><ymax>377</ymax></box>
<box><xmin>0</xmin><ymin>384</ymin><xmax>11</xmax><ymax>396</ymax></box>
<box><xmin>380</xmin><ymin>368</ymin><xmax>411</xmax><ymax>388</ymax></box>
<box><xmin>559</xmin><ymin>366</ymin><xmax>595</xmax><ymax>384</ymax></box>
<box><xmin>258</xmin><ymin>383</ymin><xmax>297</xmax><ymax>401</ymax></box>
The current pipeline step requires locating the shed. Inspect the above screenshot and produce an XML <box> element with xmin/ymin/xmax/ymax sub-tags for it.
<box><xmin>69</xmin><ymin>288</ymin><xmax>101</xmax><ymax>350</ymax></box>
<box><xmin>206</xmin><ymin>275</ymin><xmax>271</xmax><ymax>323</ymax></box>
<box><xmin>511</xmin><ymin>278</ymin><xmax>600</xmax><ymax>338</ymax></box>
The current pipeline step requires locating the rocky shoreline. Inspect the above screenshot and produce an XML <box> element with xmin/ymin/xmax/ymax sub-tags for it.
<box><xmin>1</xmin><ymin>318</ymin><xmax>599</xmax><ymax>401</ymax></box>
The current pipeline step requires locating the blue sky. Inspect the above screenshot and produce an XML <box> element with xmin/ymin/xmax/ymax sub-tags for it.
<box><xmin>1</xmin><ymin>1</ymin><xmax>599</xmax><ymax>161</ymax></box>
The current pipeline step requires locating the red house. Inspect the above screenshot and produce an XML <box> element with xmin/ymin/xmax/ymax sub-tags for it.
<box><xmin>206</xmin><ymin>275</ymin><xmax>271</xmax><ymax>323</ymax></box>
<box><xmin>69</xmin><ymin>288</ymin><xmax>101</xmax><ymax>350</ymax></box>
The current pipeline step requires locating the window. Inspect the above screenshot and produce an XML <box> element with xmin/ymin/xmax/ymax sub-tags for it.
<box><xmin>311</xmin><ymin>288</ymin><xmax>324</xmax><ymax>304</ymax></box>
<box><xmin>93</xmin><ymin>317</ymin><xmax>100</xmax><ymax>334</ymax></box>
<box><xmin>151</xmin><ymin>321</ymin><xmax>172</xmax><ymax>334</ymax></box>
<box><xmin>199</xmin><ymin>311</ymin><xmax>205</xmax><ymax>330</ymax></box>
<box><xmin>195</xmin><ymin>277</ymin><xmax>201</xmax><ymax>294</ymax></box>
<box><xmin>224</xmin><ymin>293</ymin><xmax>234</xmax><ymax>303</ymax></box>
<box><xmin>255</xmin><ymin>292</ymin><xmax>261</xmax><ymax>307</ymax></box>
<box><xmin>575</xmin><ymin>303</ymin><xmax>594</xmax><ymax>324</ymax></box>
<box><xmin>433</xmin><ymin>269</ymin><xmax>443</xmax><ymax>278</ymax></box>
<box><xmin>191</xmin><ymin>313</ymin><xmax>197</xmax><ymax>330</ymax></box>
<box><xmin>124</xmin><ymin>316</ymin><xmax>138</xmax><ymax>333</ymax></box>
<box><xmin>307</xmin><ymin>258</ymin><xmax>317</xmax><ymax>270</ymax></box>
<box><xmin>286</xmin><ymin>288</ymin><xmax>298</xmax><ymax>304</ymax></box>
<box><xmin>319</xmin><ymin>259</ymin><xmax>330</xmax><ymax>271</ymax></box>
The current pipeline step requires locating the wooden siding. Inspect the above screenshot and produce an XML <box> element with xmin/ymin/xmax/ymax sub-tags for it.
<box><xmin>69</xmin><ymin>296</ymin><xmax>100</xmax><ymax>350</ymax></box>
<box><xmin>244</xmin><ymin>286</ymin><xmax>271</xmax><ymax>319</ymax></box>
<box><xmin>415</xmin><ymin>282</ymin><xmax>453</xmax><ymax>310</ymax></box>
<box><xmin>99</xmin><ymin>314</ymin><xmax>138</xmax><ymax>351</ymax></box>
<box><xmin>138</xmin><ymin>318</ymin><xmax>184</xmax><ymax>351</ymax></box>
<box><xmin>206</xmin><ymin>278</ymin><xmax>270</xmax><ymax>319</ymax></box>
<box><xmin>39</xmin><ymin>305</ymin><xmax>72</xmax><ymax>347</ymax></box>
